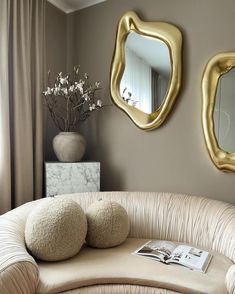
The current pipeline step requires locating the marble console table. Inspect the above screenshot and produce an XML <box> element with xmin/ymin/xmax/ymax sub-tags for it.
<box><xmin>45</xmin><ymin>162</ymin><xmax>100</xmax><ymax>197</ymax></box>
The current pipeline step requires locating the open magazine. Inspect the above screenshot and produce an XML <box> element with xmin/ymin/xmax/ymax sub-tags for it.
<box><xmin>134</xmin><ymin>240</ymin><xmax>212</xmax><ymax>273</ymax></box>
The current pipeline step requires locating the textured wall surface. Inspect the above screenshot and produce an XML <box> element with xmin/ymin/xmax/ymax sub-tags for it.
<box><xmin>46</xmin><ymin>0</ymin><xmax>235</xmax><ymax>204</ymax></box>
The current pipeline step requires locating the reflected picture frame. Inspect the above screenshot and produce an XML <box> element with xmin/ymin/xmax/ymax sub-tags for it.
<box><xmin>110</xmin><ymin>11</ymin><xmax>183</xmax><ymax>131</ymax></box>
<box><xmin>202</xmin><ymin>52</ymin><xmax>235</xmax><ymax>172</ymax></box>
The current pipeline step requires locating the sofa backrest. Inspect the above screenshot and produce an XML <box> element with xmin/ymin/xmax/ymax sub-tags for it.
<box><xmin>65</xmin><ymin>191</ymin><xmax>235</xmax><ymax>262</ymax></box>
<box><xmin>3</xmin><ymin>191</ymin><xmax>235</xmax><ymax>262</ymax></box>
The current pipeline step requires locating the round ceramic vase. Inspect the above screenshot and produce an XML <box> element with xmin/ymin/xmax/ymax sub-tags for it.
<box><xmin>53</xmin><ymin>132</ymin><xmax>86</xmax><ymax>162</ymax></box>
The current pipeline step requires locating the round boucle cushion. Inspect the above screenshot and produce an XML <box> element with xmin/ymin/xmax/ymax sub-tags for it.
<box><xmin>86</xmin><ymin>200</ymin><xmax>129</xmax><ymax>248</ymax></box>
<box><xmin>25</xmin><ymin>197</ymin><xmax>87</xmax><ymax>261</ymax></box>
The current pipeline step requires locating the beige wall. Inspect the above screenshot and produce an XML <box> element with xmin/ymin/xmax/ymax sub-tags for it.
<box><xmin>45</xmin><ymin>2</ymin><xmax>67</xmax><ymax>160</ymax></box>
<box><xmin>46</xmin><ymin>0</ymin><xmax>235</xmax><ymax>204</ymax></box>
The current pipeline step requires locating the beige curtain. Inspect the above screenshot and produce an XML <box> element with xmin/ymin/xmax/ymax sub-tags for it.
<box><xmin>0</xmin><ymin>0</ymin><xmax>45</xmax><ymax>214</ymax></box>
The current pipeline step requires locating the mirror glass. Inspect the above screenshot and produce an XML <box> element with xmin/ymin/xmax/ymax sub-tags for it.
<box><xmin>120</xmin><ymin>32</ymin><xmax>171</xmax><ymax>114</ymax></box>
<box><xmin>214</xmin><ymin>68</ymin><xmax>235</xmax><ymax>153</ymax></box>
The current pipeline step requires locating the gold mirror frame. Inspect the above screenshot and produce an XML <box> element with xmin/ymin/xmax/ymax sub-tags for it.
<box><xmin>110</xmin><ymin>11</ymin><xmax>183</xmax><ymax>131</ymax></box>
<box><xmin>202</xmin><ymin>52</ymin><xmax>235</xmax><ymax>172</ymax></box>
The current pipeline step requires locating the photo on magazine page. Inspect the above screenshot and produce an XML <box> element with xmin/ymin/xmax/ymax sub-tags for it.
<box><xmin>167</xmin><ymin>245</ymin><xmax>212</xmax><ymax>273</ymax></box>
<box><xmin>133</xmin><ymin>240</ymin><xmax>177</xmax><ymax>262</ymax></box>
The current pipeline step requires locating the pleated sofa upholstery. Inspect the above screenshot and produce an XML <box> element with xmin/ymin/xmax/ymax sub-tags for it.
<box><xmin>0</xmin><ymin>192</ymin><xmax>234</xmax><ymax>294</ymax></box>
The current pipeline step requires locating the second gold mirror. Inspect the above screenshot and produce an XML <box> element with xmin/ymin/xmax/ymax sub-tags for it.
<box><xmin>110</xmin><ymin>11</ymin><xmax>182</xmax><ymax>130</ymax></box>
<box><xmin>202</xmin><ymin>52</ymin><xmax>235</xmax><ymax>172</ymax></box>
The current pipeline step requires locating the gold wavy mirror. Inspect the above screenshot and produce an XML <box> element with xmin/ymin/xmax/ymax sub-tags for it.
<box><xmin>202</xmin><ymin>52</ymin><xmax>235</xmax><ymax>172</ymax></box>
<box><xmin>110</xmin><ymin>11</ymin><xmax>182</xmax><ymax>130</ymax></box>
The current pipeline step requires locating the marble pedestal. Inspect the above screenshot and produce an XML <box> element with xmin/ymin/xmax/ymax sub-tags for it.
<box><xmin>45</xmin><ymin>162</ymin><xmax>100</xmax><ymax>197</ymax></box>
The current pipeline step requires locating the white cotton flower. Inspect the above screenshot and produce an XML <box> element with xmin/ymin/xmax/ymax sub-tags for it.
<box><xmin>60</xmin><ymin>77</ymin><xmax>68</xmax><ymax>85</ymax></box>
<box><xmin>47</xmin><ymin>87</ymin><xmax>53</xmax><ymax>95</ymax></box>
<box><xmin>62</xmin><ymin>88</ymin><xmax>68</xmax><ymax>95</ymax></box>
<box><xmin>43</xmin><ymin>87</ymin><xmax>51</xmax><ymax>95</ymax></box>
<box><xmin>54</xmin><ymin>87</ymin><xmax>60</xmax><ymax>95</ymax></box>
<box><xmin>69</xmin><ymin>85</ymin><xmax>75</xmax><ymax>92</ymax></box>
<box><xmin>83</xmin><ymin>93</ymin><xmax>89</xmax><ymax>101</ymax></box>
<box><xmin>75</xmin><ymin>82</ymin><xmax>83</xmax><ymax>94</ymax></box>
<box><xmin>97</xmin><ymin>99</ymin><xmax>102</xmax><ymax>107</ymax></box>
<box><xmin>88</xmin><ymin>104</ymin><xmax>96</xmax><ymax>111</ymax></box>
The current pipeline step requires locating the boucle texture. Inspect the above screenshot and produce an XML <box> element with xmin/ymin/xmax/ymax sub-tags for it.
<box><xmin>86</xmin><ymin>200</ymin><xmax>129</xmax><ymax>248</ymax></box>
<box><xmin>25</xmin><ymin>198</ymin><xmax>87</xmax><ymax>261</ymax></box>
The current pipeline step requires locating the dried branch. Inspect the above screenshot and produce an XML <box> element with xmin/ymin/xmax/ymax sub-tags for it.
<box><xmin>42</xmin><ymin>67</ymin><xmax>107</xmax><ymax>132</ymax></box>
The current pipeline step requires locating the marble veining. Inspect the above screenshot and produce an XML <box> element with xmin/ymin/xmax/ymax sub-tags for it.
<box><xmin>45</xmin><ymin>162</ymin><xmax>100</xmax><ymax>197</ymax></box>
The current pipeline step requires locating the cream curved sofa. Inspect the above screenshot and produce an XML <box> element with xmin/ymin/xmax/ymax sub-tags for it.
<box><xmin>0</xmin><ymin>192</ymin><xmax>235</xmax><ymax>294</ymax></box>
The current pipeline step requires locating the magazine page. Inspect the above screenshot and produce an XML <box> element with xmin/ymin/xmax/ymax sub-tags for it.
<box><xmin>134</xmin><ymin>240</ymin><xmax>177</xmax><ymax>263</ymax></box>
<box><xmin>167</xmin><ymin>245</ymin><xmax>212</xmax><ymax>272</ymax></box>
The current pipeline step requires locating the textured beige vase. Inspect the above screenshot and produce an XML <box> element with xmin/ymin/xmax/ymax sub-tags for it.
<box><xmin>53</xmin><ymin>132</ymin><xmax>86</xmax><ymax>162</ymax></box>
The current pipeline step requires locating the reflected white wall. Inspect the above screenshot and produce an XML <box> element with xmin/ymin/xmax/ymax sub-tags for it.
<box><xmin>214</xmin><ymin>68</ymin><xmax>235</xmax><ymax>153</ymax></box>
<box><xmin>120</xmin><ymin>47</ymin><xmax>152</xmax><ymax>113</ymax></box>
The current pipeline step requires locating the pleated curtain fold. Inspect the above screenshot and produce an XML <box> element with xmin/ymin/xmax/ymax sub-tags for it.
<box><xmin>0</xmin><ymin>0</ymin><xmax>45</xmax><ymax>214</ymax></box>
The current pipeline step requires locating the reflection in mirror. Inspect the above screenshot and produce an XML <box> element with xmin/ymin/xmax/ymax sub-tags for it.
<box><xmin>214</xmin><ymin>68</ymin><xmax>235</xmax><ymax>153</ymax></box>
<box><xmin>202</xmin><ymin>52</ymin><xmax>235</xmax><ymax>172</ymax></box>
<box><xmin>120</xmin><ymin>32</ymin><xmax>171</xmax><ymax>114</ymax></box>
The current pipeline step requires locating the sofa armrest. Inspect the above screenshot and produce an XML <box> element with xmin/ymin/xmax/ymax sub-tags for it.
<box><xmin>226</xmin><ymin>264</ymin><xmax>235</xmax><ymax>294</ymax></box>
<box><xmin>0</xmin><ymin>203</ymin><xmax>39</xmax><ymax>294</ymax></box>
<box><xmin>0</xmin><ymin>262</ymin><xmax>38</xmax><ymax>294</ymax></box>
